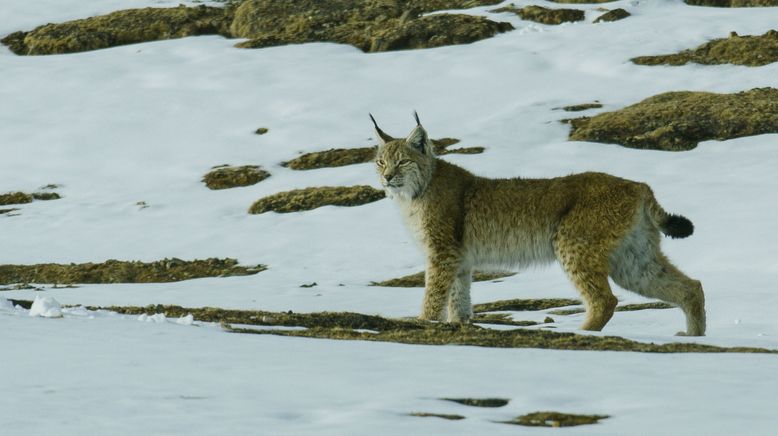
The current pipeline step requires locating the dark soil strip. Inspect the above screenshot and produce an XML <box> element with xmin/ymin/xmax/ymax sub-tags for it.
<box><xmin>409</xmin><ymin>412</ymin><xmax>465</xmax><ymax>420</ymax></box>
<box><xmin>443</xmin><ymin>398</ymin><xmax>509</xmax><ymax>407</ymax></box>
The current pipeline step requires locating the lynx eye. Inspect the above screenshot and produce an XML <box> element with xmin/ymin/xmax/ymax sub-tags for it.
<box><xmin>376</xmin><ymin>159</ymin><xmax>386</xmax><ymax>167</ymax></box>
<box><xmin>399</xmin><ymin>159</ymin><xmax>412</xmax><ymax>166</ymax></box>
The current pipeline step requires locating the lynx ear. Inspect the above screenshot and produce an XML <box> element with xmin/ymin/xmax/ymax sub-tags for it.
<box><xmin>406</xmin><ymin>111</ymin><xmax>430</xmax><ymax>155</ymax></box>
<box><xmin>369</xmin><ymin>113</ymin><xmax>394</xmax><ymax>145</ymax></box>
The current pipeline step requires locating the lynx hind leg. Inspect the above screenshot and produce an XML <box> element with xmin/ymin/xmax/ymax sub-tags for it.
<box><xmin>609</xmin><ymin>223</ymin><xmax>706</xmax><ymax>336</ymax></box>
<box><xmin>554</xmin><ymin>236</ymin><xmax>618</xmax><ymax>332</ymax></box>
<box><xmin>446</xmin><ymin>269</ymin><xmax>473</xmax><ymax>324</ymax></box>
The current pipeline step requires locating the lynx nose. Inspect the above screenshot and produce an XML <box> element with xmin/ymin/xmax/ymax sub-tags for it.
<box><xmin>384</xmin><ymin>173</ymin><xmax>395</xmax><ymax>183</ymax></box>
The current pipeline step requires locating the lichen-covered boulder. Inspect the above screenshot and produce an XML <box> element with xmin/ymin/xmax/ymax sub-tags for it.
<box><xmin>633</xmin><ymin>30</ymin><xmax>778</xmax><ymax>67</ymax></box>
<box><xmin>2</xmin><ymin>5</ymin><xmax>231</xmax><ymax>55</ymax></box>
<box><xmin>568</xmin><ymin>88</ymin><xmax>778</xmax><ymax>151</ymax></box>
<box><xmin>231</xmin><ymin>0</ymin><xmax>512</xmax><ymax>52</ymax></box>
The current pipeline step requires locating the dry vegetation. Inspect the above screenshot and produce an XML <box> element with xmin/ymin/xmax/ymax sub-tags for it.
<box><xmin>1</xmin><ymin>5</ymin><xmax>232</xmax><ymax>55</ymax></box>
<box><xmin>0</xmin><ymin>258</ymin><xmax>265</xmax><ymax>285</ymax></box>
<box><xmin>568</xmin><ymin>88</ymin><xmax>778</xmax><ymax>150</ymax></box>
<box><xmin>503</xmin><ymin>411</ymin><xmax>609</xmax><ymax>427</ymax></box>
<box><xmin>3</xmin><ymin>1</ymin><xmax>515</xmax><ymax>55</ymax></box>
<box><xmin>0</xmin><ymin>191</ymin><xmax>61</xmax><ymax>206</ymax></box>
<box><xmin>492</xmin><ymin>5</ymin><xmax>584</xmax><ymax>25</ymax></box>
<box><xmin>248</xmin><ymin>185</ymin><xmax>385</xmax><ymax>214</ymax></box>
<box><xmin>202</xmin><ymin>165</ymin><xmax>270</xmax><ymax>190</ymax></box>
<box><xmin>633</xmin><ymin>30</ymin><xmax>778</xmax><ymax>67</ymax></box>
<box><xmin>283</xmin><ymin>138</ymin><xmax>482</xmax><ymax>171</ymax></box>
<box><xmin>594</xmin><ymin>8</ymin><xmax>631</xmax><ymax>23</ymax></box>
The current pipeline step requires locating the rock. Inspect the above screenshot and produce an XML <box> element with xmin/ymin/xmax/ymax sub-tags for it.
<box><xmin>202</xmin><ymin>165</ymin><xmax>270</xmax><ymax>190</ymax></box>
<box><xmin>568</xmin><ymin>88</ymin><xmax>778</xmax><ymax>151</ymax></box>
<box><xmin>248</xmin><ymin>185</ymin><xmax>386</xmax><ymax>214</ymax></box>
<box><xmin>594</xmin><ymin>8</ymin><xmax>631</xmax><ymax>23</ymax></box>
<box><xmin>632</xmin><ymin>30</ymin><xmax>778</xmax><ymax>67</ymax></box>
<box><xmin>1</xmin><ymin>5</ymin><xmax>232</xmax><ymax>55</ymax></box>
<box><xmin>492</xmin><ymin>5</ymin><xmax>584</xmax><ymax>25</ymax></box>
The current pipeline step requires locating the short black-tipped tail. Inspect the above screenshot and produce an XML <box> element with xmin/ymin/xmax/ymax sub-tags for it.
<box><xmin>662</xmin><ymin>214</ymin><xmax>694</xmax><ymax>239</ymax></box>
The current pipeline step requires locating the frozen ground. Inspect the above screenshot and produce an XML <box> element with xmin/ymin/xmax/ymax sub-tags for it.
<box><xmin>2</xmin><ymin>0</ymin><xmax>778</xmax><ymax>434</ymax></box>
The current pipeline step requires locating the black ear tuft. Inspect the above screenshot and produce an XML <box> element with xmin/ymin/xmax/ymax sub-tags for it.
<box><xmin>370</xmin><ymin>113</ymin><xmax>394</xmax><ymax>144</ymax></box>
<box><xmin>413</xmin><ymin>111</ymin><xmax>421</xmax><ymax>126</ymax></box>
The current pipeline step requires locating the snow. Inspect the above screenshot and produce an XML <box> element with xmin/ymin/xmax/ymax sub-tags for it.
<box><xmin>28</xmin><ymin>295</ymin><xmax>63</xmax><ymax>318</ymax></box>
<box><xmin>2</xmin><ymin>0</ymin><xmax>778</xmax><ymax>434</ymax></box>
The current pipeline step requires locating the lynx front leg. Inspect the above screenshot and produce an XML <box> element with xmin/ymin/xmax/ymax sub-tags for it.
<box><xmin>446</xmin><ymin>269</ymin><xmax>473</xmax><ymax>323</ymax></box>
<box><xmin>420</xmin><ymin>252</ymin><xmax>461</xmax><ymax>322</ymax></box>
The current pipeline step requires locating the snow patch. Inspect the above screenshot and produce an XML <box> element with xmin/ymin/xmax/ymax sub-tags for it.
<box><xmin>0</xmin><ymin>297</ymin><xmax>15</xmax><ymax>311</ymax></box>
<box><xmin>138</xmin><ymin>313</ymin><xmax>167</xmax><ymax>323</ymax></box>
<box><xmin>175</xmin><ymin>314</ymin><xmax>195</xmax><ymax>326</ymax></box>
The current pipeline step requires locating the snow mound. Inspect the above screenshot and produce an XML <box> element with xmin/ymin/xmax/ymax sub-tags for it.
<box><xmin>0</xmin><ymin>297</ymin><xmax>15</xmax><ymax>311</ymax></box>
<box><xmin>138</xmin><ymin>313</ymin><xmax>167</xmax><ymax>323</ymax></box>
<box><xmin>175</xmin><ymin>314</ymin><xmax>195</xmax><ymax>325</ymax></box>
<box><xmin>28</xmin><ymin>296</ymin><xmax>63</xmax><ymax>318</ymax></box>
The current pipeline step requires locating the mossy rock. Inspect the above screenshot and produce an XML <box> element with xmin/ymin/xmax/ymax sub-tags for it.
<box><xmin>633</xmin><ymin>30</ymin><xmax>778</xmax><ymax>67</ymax></box>
<box><xmin>371</xmin><ymin>270</ymin><xmax>514</xmax><ymax>287</ymax></box>
<box><xmin>0</xmin><ymin>258</ymin><xmax>265</xmax><ymax>285</ymax></box>
<box><xmin>283</xmin><ymin>138</ymin><xmax>482</xmax><ymax>171</ymax></box>
<box><xmin>366</xmin><ymin>14</ymin><xmax>514</xmax><ymax>52</ymax></box>
<box><xmin>31</xmin><ymin>192</ymin><xmax>61</xmax><ymax>200</ymax></box>
<box><xmin>503</xmin><ymin>411</ymin><xmax>609</xmax><ymax>427</ymax></box>
<box><xmin>685</xmin><ymin>0</ymin><xmax>778</xmax><ymax>6</ymax></box>
<box><xmin>492</xmin><ymin>5</ymin><xmax>584</xmax><ymax>25</ymax></box>
<box><xmin>0</xmin><ymin>192</ymin><xmax>33</xmax><ymax>206</ymax></box>
<box><xmin>202</xmin><ymin>165</ymin><xmax>270</xmax><ymax>190</ymax></box>
<box><xmin>2</xmin><ymin>5</ymin><xmax>232</xmax><ymax>55</ymax></box>
<box><xmin>249</xmin><ymin>185</ymin><xmax>385</xmax><ymax>214</ymax></box>
<box><xmin>2</xmin><ymin>1</ymin><xmax>512</xmax><ymax>55</ymax></box>
<box><xmin>231</xmin><ymin>0</ymin><xmax>512</xmax><ymax>52</ymax></box>
<box><xmin>568</xmin><ymin>88</ymin><xmax>778</xmax><ymax>151</ymax></box>
<box><xmin>0</xmin><ymin>191</ymin><xmax>61</xmax><ymax>205</ymax></box>
<box><xmin>594</xmin><ymin>8</ymin><xmax>631</xmax><ymax>23</ymax></box>
<box><xmin>284</xmin><ymin>147</ymin><xmax>377</xmax><ymax>171</ymax></box>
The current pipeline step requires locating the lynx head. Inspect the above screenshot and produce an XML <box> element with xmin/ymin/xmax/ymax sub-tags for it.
<box><xmin>371</xmin><ymin>112</ymin><xmax>436</xmax><ymax>200</ymax></box>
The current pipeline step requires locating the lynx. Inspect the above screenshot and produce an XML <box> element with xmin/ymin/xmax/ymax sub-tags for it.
<box><xmin>371</xmin><ymin>113</ymin><xmax>706</xmax><ymax>336</ymax></box>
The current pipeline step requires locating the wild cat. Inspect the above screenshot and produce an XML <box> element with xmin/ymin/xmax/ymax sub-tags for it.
<box><xmin>371</xmin><ymin>113</ymin><xmax>706</xmax><ymax>336</ymax></box>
